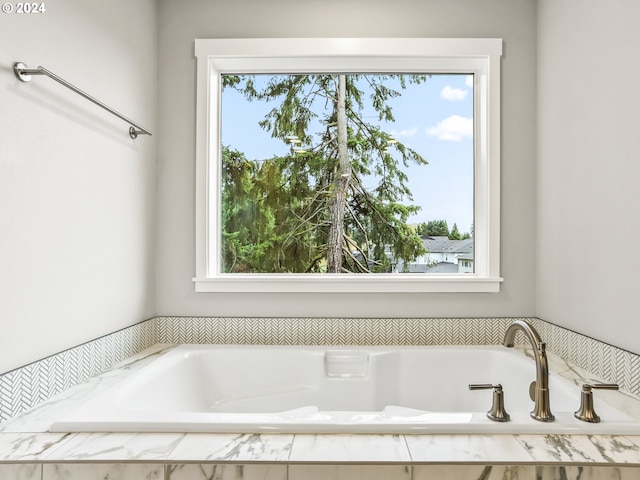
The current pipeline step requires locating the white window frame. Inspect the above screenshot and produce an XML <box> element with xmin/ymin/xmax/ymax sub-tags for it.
<box><xmin>193</xmin><ymin>38</ymin><xmax>503</xmax><ymax>293</ymax></box>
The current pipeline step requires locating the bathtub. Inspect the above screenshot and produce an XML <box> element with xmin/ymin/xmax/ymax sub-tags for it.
<box><xmin>48</xmin><ymin>344</ymin><xmax>639</xmax><ymax>434</ymax></box>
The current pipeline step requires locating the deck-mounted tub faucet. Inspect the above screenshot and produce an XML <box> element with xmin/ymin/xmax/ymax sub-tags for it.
<box><xmin>503</xmin><ymin>320</ymin><xmax>555</xmax><ymax>422</ymax></box>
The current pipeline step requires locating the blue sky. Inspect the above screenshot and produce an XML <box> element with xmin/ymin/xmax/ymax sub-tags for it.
<box><xmin>221</xmin><ymin>74</ymin><xmax>474</xmax><ymax>235</ymax></box>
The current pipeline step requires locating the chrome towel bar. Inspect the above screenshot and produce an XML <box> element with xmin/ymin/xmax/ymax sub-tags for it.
<box><xmin>13</xmin><ymin>62</ymin><xmax>152</xmax><ymax>139</ymax></box>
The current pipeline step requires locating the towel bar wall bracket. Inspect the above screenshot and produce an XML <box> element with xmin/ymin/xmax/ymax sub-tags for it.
<box><xmin>13</xmin><ymin>62</ymin><xmax>152</xmax><ymax>139</ymax></box>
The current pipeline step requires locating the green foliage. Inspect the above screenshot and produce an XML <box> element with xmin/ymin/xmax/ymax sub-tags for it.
<box><xmin>416</xmin><ymin>220</ymin><xmax>471</xmax><ymax>240</ymax></box>
<box><xmin>221</xmin><ymin>146</ymin><xmax>326</xmax><ymax>273</ymax></box>
<box><xmin>449</xmin><ymin>223</ymin><xmax>461</xmax><ymax>240</ymax></box>
<box><xmin>221</xmin><ymin>74</ymin><xmax>431</xmax><ymax>273</ymax></box>
<box><xmin>417</xmin><ymin>219</ymin><xmax>450</xmax><ymax>237</ymax></box>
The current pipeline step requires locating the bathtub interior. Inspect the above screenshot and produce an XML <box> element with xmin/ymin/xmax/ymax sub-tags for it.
<box><xmin>115</xmin><ymin>346</ymin><xmax>577</xmax><ymax>413</ymax></box>
<box><xmin>48</xmin><ymin>345</ymin><xmax>638</xmax><ymax>434</ymax></box>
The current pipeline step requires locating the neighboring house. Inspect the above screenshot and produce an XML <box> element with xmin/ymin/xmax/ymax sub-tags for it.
<box><xmin>456</xmin><ymin>254</ymin><xmax>474</xmax><ymax>274</ymax></box>
<box><xmin>395</xmin><ymin>236</ymin><xmax>474</xmax><ymax>273</ymax></box>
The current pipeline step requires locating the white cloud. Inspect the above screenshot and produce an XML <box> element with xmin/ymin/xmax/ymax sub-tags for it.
<box><xmin>426</xmin><ymin>115</ymin><xmax>473</xmax><ymax>141</ymax></box>
<box><xmin>390</xmin><ymin>127</ymin><xmax>418</xmax><ymax>137</ymax></box>
<box><xmin>441</xmin><ymin>86</ymin><xmax>468</xmax><ymax>101</ymax></box>
<box><xmin>465</xmin><ymin>75</ymin><xmax>473</xmax><ymax>88</ymax></box>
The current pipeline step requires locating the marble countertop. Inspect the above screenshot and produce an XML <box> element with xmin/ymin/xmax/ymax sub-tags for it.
<box><xmin>1</xmin><ymin>344</ymin><xmax>640</xmax><ymax>466</ymax></box>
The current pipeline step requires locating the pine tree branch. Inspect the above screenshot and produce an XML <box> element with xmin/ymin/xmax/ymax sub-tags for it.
<box><xmin>341</xmin><ymin>238</ymin><xmax>372</xmax><ymax>273</ymax></box>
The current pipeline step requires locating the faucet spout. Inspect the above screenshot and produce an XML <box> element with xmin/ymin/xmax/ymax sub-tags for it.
<box><xmin>503</xmin><ymin>320</ymin><xmax>555</xmax><ymax>422</ymax></box>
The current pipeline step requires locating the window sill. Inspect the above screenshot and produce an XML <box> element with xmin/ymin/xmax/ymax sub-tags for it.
<box><xmin>193</xmin><ymin>275</ymin><xmax>503</xmax><ymax>293</ymax></box>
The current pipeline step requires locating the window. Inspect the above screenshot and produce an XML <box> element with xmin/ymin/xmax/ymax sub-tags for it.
<box><xmin>193</xmin><ymin>38</ymin><xmax>503</xmax><ymax>293</ymax></box>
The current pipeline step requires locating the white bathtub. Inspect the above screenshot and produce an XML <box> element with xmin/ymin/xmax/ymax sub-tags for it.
<box><xmin>49</xmin><ymin>344</ymin><xmax>639</xmax><ymax>434</ymax></box>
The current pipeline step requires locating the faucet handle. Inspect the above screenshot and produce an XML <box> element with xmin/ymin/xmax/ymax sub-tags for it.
<box><xmin>588</xmin><ymin>383</ymin><xmax>620</xmax><ymax>390</ymax></box>
<box><xmin>469</xmin><ymin>384</ymin><xmax>510</xmax><ymax>422</ymax></box>
<box><xmin>469</xmin><ymin>383</ymin><xmax>497</xmax><ymax>390</ymax></box>
<box><xmin>574</xmin><ymin>383</ymin><xmax>619</xmax><ymax>423</ymax></box>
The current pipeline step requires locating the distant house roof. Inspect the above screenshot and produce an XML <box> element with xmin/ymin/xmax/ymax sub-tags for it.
<box><xmin>405</xmin><ymin>261</ymin><xmax>459</xmax><ymax>273</ymax></box>
<box><xmin>422</xmin><ymin>236</ymin><xmax>473</xmax><ymax>255</ymax></box>
<box><xmin>425</xmin><ymin>262</ymin><xmax>459</xmax><ymax>273</ymax></box>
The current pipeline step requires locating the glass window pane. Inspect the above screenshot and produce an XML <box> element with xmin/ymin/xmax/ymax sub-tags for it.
<box><xmin>220</xmin><ymin>73</ymin><xmax>474</xmax><ymax>274</ymax></box>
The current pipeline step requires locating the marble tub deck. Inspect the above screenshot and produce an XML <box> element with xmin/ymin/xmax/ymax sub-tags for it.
<box><xmin>1</xmin><ymin>345</ymin><xmax>640</xmax><ymax>480</ymax></box>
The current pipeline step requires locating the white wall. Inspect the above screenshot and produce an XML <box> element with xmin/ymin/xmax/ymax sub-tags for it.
<box><xmin>537</xmin><ymin>0</ymin><xmax>640</xmax><ymax>355</ymax></box>
<box><xmin>156</xmin><ymin>0</ymin><xmax>538</xmax><ymax>318</ymax></box>
<box><xmin>0</xmin><ymin>0</ymin><xmax>158</xmax><ymax>372</ymax></box>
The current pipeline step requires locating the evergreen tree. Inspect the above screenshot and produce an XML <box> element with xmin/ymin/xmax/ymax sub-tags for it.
<box><xmin>449</xmin><ymin>223</ymin><xmax>461</xmax><ymax>240</ymax></box>
<box><xmin>221</xmin><ymin>146</ymin><xmax>325</xmax><ymax>273</ymax></box>
<box><xmin>222</xmin><ymin>73</ymin><xmax>429</xmax><ymax>273</ymax></box>
<box><xmin>417</xmin><ymin>219</ymin><xmax>450</xmax><ymax>237</ymax></box>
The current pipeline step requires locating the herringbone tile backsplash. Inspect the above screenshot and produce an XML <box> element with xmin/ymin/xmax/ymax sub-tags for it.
<box><xmin>1</xmin><ymin>317</ymin><xmax>639</xmax><ymax>423</ymax></box>
<box><xmin>153</xmin><ymin>316</ymin><xmax>521</xmax><ymax>346</ymax></box>
<box><xmin>0</xmin><ymin>320</ymin><xmax>156</xmax><ymax>423</ymax></box>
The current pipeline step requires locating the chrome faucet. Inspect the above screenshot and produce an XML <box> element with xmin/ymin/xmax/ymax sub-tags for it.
<box><xmin>503</xmin><ymin>320</ymin><xmax>555</xmax><ymax>422</ymax></box>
